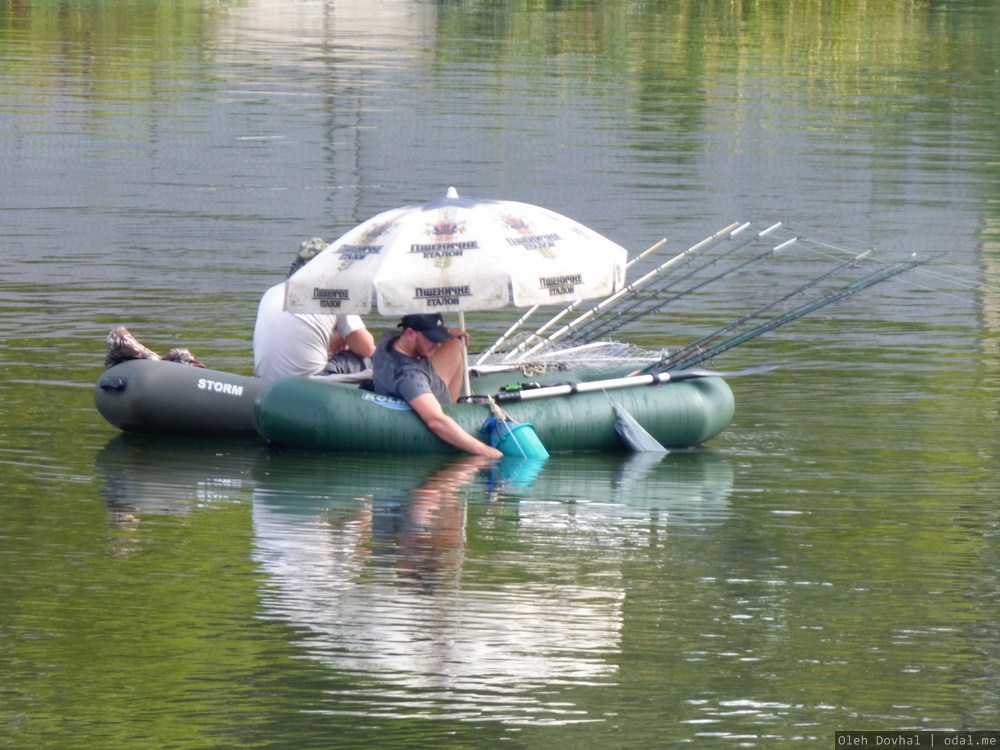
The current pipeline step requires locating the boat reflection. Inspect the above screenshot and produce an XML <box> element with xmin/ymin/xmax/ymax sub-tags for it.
<box><xmin>529</xmin><ymin>449</ymin><xmax>734</xmax><ymax>522</ymax></box>
<box><xmin>94</xmin><ymin>437</ymin><xmax>734</xmax><ymax>723</ymax></box>
<box><xmin>93</xmin><ymin>433</ymin><xmax>261</xmax><ymax>555</ymax></box>
<box><xmin>94</xmin><ymin>433</ymin><xmax>261</xmax><ymax>516</ymax></box>
<box><xmin>249</xmin><ymin>449</ymin><xmax>734</xmax><ymax>724</ymax></box>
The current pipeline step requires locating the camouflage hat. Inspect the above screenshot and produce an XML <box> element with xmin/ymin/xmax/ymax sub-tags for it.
<box><xmin>288</xmin><ymin>237</ymin><xmax>328</xmax><ymax>276</ymax></box>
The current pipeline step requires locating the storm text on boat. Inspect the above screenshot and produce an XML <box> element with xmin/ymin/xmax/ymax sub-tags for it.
<box><xmin>197</xmin><ymin>378</ymin><xmax>244</xmax><ymax>397</ymax></box>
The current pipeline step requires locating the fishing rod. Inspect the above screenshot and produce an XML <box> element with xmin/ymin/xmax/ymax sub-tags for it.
<box><xmin>655</xmin><ymin>249</ymin><xmax>873</xmax><ymax>371</ymax></box>
<box><xmin>656</xmin><ymin>257</ymin><xmax>926</xmax><ymax>372</ymax></box>
<box><xmin>573</xmin><ymin>234</ymin><xmax>794</xmax><ymax>348</ymax></box>
<box><xmin>649</xmin><ymin>255</ymin><xmax>930</xmax><ymax>374</ymax></box>
<box><xmin>563</xmin><ymin>228</ymin><xmax>794</xmax><ymax>347</ymax></box>
<box><xmin>506</xmin><ymin>220</ymin><xmax>749</xmax><ymax>362</ymax></box>
<box><xmin>495</xmin><ymin>236</ymin><xmax>704</xmax><ymax>363</ymax></box>
<box><xmin>474</xmin><ymin>304</ymin><xmax>540</xmax><ymax>365</ymax></box>
<box><xmin>476</xmin><ymin>238</ymin><xmax>666</xmax><ymax>365</ymax></box>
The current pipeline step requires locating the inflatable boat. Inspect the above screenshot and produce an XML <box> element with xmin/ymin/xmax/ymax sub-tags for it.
<box><xmin>94</xmin><ymin>359</ymin><xmax>265</xmax><ymax>436</ymax></box>
<box><xmin>94</xmin><ymin>358</ymin><xmax>737</xmax><ymax>453</ymax></box>
<box><xmin>92</xmin><ymin>358</ymin><xmax>629</xmax><ymax>438</ymax></box>
<box><xmin>253</xmin><ymin>372</ymin><xmax>734</xmax><ymax>454</ymax></box>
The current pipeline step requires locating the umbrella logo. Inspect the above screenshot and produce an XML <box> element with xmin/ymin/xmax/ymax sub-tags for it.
<box><xmin>539</xmin><ymin>274</ymin><xmax>584</xmax><ymax>297</ymax></box>
<box><xmin>363</xmin><ymin>222</ymin><xmax>393</xmax><ymax>243</ymax></box>
<box><xmin>410</xmin><ymin>239</ymin><xmax>478</xmax><ymax>259</ymax></box>
<box><xmin>503</xmin><ymin>215</ymin><xmax>532</xmax><ymax>234</ymax></box>
<box><xmin>507</xmin><ymin>232</ymin><xmax>561</xmax><ymax>252</ymax></box>
<box><xmin>338</xmin><ymin>244</ymin><xmax>383</xmax><ymax>262</ymax></box>
<box><xmin>415</xmin><ymin>285</ymin><xmax>474</xmax><ymax>307</ymax></box>
<box><xmin>427</xmin><ymin>200</ymin><xmax>467</xmax><ymax>242</ymax></box>
<box><xmin>414</xmin><ymin>208</ymin><xmax>476</xmax><ymax>258</ymax></box>
<box><xmin>311</xmin><ymin>287</ymin><xmax>352</xmax><ymax>309</ymax></box>
<box><xmin>335</xmin><ymin>221</ymin><xmax>393</xmax><ymax>269</ymax></box>
<box><xmin>502</xmin><ymin>214</ymin><xmax>560</xmax><ymax>255</ymax></box>
<box><xmin>428</xmin><ymin>219</ymin><xmax>465</xmax><ymax>241</ymax></box>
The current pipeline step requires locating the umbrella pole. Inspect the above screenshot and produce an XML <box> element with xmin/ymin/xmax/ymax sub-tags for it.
<box><xmin>459</xmin><ymin>311</ymin><xmax>472</xmax><ymax>397</ymax></box>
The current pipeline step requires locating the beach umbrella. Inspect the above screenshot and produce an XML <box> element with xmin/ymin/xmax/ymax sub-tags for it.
<box><xmin>283</xmin><ymin>186</ymin><xmax>628</xmax><ymax>318</ymax></box>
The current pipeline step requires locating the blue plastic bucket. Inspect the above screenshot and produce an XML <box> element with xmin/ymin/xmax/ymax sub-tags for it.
<box><xmin>491</xmin><ymin>420</ymin><xmax>550</xmax><ymax>459</ymax></box>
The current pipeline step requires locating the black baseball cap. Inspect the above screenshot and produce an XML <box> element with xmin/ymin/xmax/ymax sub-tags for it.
<box><xmin>399</xmin><ymin>313</ymin><xmax>454</xmax><ymax>343</ymax></box>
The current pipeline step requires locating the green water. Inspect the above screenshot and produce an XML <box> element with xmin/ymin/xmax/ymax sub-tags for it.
<box><xmin>2</xmin><ymin>0</ymin><xmax>999</xmax><ymax>747</ymax></box>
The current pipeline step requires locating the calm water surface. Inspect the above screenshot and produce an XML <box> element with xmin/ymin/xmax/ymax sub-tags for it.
<box><xmin>2</xmin><ymin>1</ymin><xmax>999</xmax><ymax>747</ymax></box>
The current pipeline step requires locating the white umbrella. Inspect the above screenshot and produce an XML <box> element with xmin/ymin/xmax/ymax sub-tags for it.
<box><xmin>284</xmin><ymin>187</ymin><xmax>629</xmax><ymax>394</ymax></box>
<box><xmin>284</xmin><ymin>187</ymin><xmax>628</xmax><ymax>317</ymax></box>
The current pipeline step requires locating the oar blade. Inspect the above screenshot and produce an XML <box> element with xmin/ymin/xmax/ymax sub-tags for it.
<box><xmin>612</xmin><ymin>404</ymin><xmax>669</xmax><ymax>453</ymax></box>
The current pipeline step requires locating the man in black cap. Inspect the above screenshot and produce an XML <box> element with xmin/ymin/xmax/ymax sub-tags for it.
<box><xmin>372</xmin><ymin>313</ymin><xmax>503</xmax><ymax>458</ymax></box>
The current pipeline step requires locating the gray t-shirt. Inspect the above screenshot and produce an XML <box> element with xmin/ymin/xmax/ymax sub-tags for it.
<box><xmin>372</xmin><ymin>331</ymin><xmax>451</xmax><ymax>405</ymax></box>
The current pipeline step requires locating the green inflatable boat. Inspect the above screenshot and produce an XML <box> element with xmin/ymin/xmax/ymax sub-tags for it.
<box><xmin>93</xmin><ymin>358</ymin><xmax>637</xmax><ymax>438</ymax></box>
<box><xmin>253</xmin><ymin>373</ymin><xmax>735</xmax><ymax>454</ymax></box>
<box><xmin>95</xmin><ymin>359</ymin><xmax>265</xmax><ymax>436</ymax></box>
<box><xmin>94</xmin><ymin>358</ymin><xmax>739</xmax><ymax>453</ymax></box>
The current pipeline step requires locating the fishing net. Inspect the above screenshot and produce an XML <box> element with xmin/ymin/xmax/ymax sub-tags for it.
<box><xmin>472</xmin><ymin>340</ymin><xmax>666</xmax><ymax>376</ymax></box>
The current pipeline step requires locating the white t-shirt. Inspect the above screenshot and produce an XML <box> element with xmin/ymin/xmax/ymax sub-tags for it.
<box><xmin>253</xmin><ymin>282</ymin><xmax>367</xmax><ymax>379</ymax></box>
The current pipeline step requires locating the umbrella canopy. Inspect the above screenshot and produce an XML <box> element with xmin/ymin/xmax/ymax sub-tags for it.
<box><xmin>284</xmin><ymin>187</ymin><xmax>628</xmax><ymax>317</ymax></box>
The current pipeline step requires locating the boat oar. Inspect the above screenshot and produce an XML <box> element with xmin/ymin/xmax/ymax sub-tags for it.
<box><xmin>492</xmin><ymin>364</ymin><xmax>776</xmax><ymax>403</ymax></box>
<box><xmin>612</xmin><ymin>403</ymin><xmax>669</xmax><ymax>453</ymax></box>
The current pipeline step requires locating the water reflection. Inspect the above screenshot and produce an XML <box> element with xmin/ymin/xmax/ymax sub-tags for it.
<box><xmin>245</xmin><ymin>449</ymin><xmax>735</xmax><ymax>724</ymax></box>
<box><xmin>95</xmin><ymin>433</ymin><xmax>260</xmax><ymax>516</ymax></box>
<box><xmin>213</xmin><ymin>0</ymin><xmax>440</xmax><ymax>230</ymax></box>
<box><xmin>93</xmin><ymin>433</ymin><xmax>261</xmax><ymax>554</ymax></box>
<box><xmin>93</xmin><ymin>427</ymin><xmax>741</xmax><ymax>727</ymax></box>
<box><xmin>250</xmin><ymin>452</ymin><xmax>618</xmax><ymax>723</ymax></box>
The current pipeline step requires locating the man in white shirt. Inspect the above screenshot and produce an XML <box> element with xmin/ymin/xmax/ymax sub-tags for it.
<box><xmin>253</xmin><ymin>238</ymin><xmax>376</xmax><ymax>380</ymax></box>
